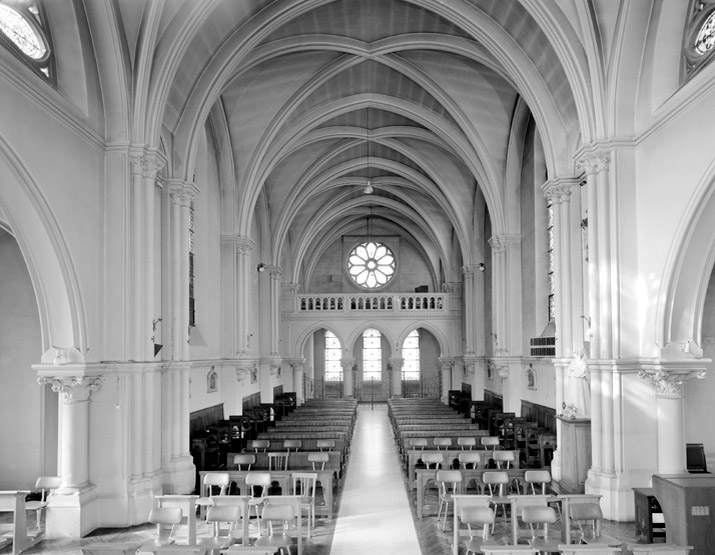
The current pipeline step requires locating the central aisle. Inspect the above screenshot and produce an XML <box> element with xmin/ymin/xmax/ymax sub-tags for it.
<box><xmin>329</xmin><ymin>404</ymin><xmax>422</xmax><ymax>555</ymax></box>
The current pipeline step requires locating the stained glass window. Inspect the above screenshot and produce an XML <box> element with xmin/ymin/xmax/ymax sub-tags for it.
<box><xmin>0</xmin><ymin>1</ymin><xmax>51</xmax><ymax>77</ymax></box>
<box><xmin>324</xmin><ymin>331</ymin><xmax>342</xmax><ymax>382</ymax></box>
<box><xmin>695</xmin><ymin>11</ymin><xmax>715</xmax><ymax>55</ymax></box>
<box><xmin>402</xmin><ymin>330</ymin><xmax>420</xmax><ymax>380</ymax></box>
<box><xmin>347</xmin><ymin>241</ymin><xmax>395</xmax><ymax>289</ymax></box>
<box><xmin>362</xmin><ymin>328</ymin><xmax>382</xmax><ymax>381</ymax></box>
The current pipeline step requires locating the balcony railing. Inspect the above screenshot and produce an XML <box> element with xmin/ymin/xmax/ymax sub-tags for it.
<box><xmin>282</xmin><ymin>292</ymin><xmax>459</xmax><ymax>314</ymax></box>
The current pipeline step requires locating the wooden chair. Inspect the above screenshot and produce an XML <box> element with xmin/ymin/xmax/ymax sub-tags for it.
<box><xmin>482</xmin><ymin>471</ymin><xmax>511</xmax><ymax>531</ymax></box>
<box><xmin>422</xmin><ymin>451</ymin><xmax>444</xmax><ymax>469</ymax></box>
<box><xmin>457</xmin><ymin>437</ymin><xmax>477</xmax><ymax>450</ymax></box>
<box><xmin>267</xmin><ymin>452</ymin><xmax>289</xmax><ymax>471</ymax></box>
<box><xmin>481</xmin><ymin>436</ymin><xmax>501</xmax><ymax>450</ymax></box>
<box><xmin>246</xmin><ymin>472</ymin><xmax>272</xmax><ymax>519</ymax></box>
<box><xmin>144</xmin><ymin>507</ymin><xmax>183</xmax><ymax>548</ymax></box>
<box><xmin>524</xmin><ymin>470</ymin><xmax>551</xmax><ymax>494</ymax></box>
<box><xmin>196</xmin><ymin>472</ymin><xmax>230</xmax><ymax>519</ymax></box>
<box><xmin>493</xmin><ymin>450</ymin><xmax>515</xmax><ymax>469</ymax></box>
<box><xmin>460</xmin><ymin>505</ymin><xmax>498</xmax><ymax>555</ymax></box>
<box><xmin>200</xmin><ymin>505</ymin><xmax>241</xmax><ymax>553</ymax></box>
<box><xmin>316</xmin><ymin>439</ymin><xmax>336</xmax><ymax>452</ymax></box>
<box><xmin>436</xmin><ymin>469</ymin><xmax>462</xmax><ymax>530</ymax></box>
<box><xmin>251</xmin><ymin>440</ymin><xmax>270</xmax><ymax>453</ymax></box>
<box><xmin>283</xmin><ymin>439</ymin><xmax>302</xmax><ymax>453</ymax></box>
<box><xmin>307</xmin><ymin>452</ymin><xmax>329</xmax><ymax>471</ymax></box>
<box><xmin>434</xmin><ymin>437</ymin><xmax>453</xmax><ymax>450</ymax></box>
<box><xmin>569</xmin><ymin>502</ymin><xmax>622</xmax><ymax>547</ymax></box>
<box><xmin>291</xmin><ymin>472</ymin><xmax>317</xmax><ymax>538</ymax></box>
<box><xmin>459</xmin><ymin>451</ymin><xmax>482</xmax><ymax>470</ymax></box>
<box><xmin>521</xmin><ymin>505</ymin><xmax>560</xmax><ymax>554</ymax></box>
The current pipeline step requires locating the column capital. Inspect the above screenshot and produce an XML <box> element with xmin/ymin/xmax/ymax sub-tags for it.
<box><xmin>169</xmin><ymin>186</ymin><xmax>196</xmax><ymax>207</ymax></box>
<box><xmin>461</xmin><ymin>264</ymin><xmax>477</xmax><ymax>278</ymax></box>
<box><xmin>38</xmin><ymin>375</ymin><xmax>104</xmax><ymax>403</ymax></box>
<box><xmin>130</xmin><ymin>151</ymin><xmax>164</xmax><ymax>179</ymax></box>
<box><xmin>638</xmin><ymin>368</ymin><xmax>706</xmax><ymax>397</ymax></box>
<box><xmin>388</xmin><ymin>357</ymin><xmax>404</xmax><ymax>370</ymax></box>
<box><xmin>266</xmin><ymin>265</ymin><xmax>282</xmax><ymax>279</ymax></box>
<box><xmin>222</xmin><ymin>235</ymin><xmax>255</xmax><ymax>254</ymax></box>
<box><xmin>488</xmin><ymin>234</ymin><xmax>519</xmax><ymax>254</ymax></box>
<box><xmin>340</xmin><ymin>358</ymin><xmax>355</xmax><ymax>372</ymax></box>
<box><xmin>541</xmin><ymin>179</ymin><xmax>577</xmax><ymax>204</ymax></box>
<box><xmin>576</xmin><ymin>152</ymin><xmax>610</xmax><ymax>175</ymax></box>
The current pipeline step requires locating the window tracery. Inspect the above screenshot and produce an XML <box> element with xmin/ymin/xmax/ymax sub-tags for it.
<box><xmin>347</xmin><ymin>241</ymin><xmax>395</xmax><ymax>289</ymax></box>
<box><xmin>684</xmin><ymin>1</ymin><xmax>715</xmax><ymax>77</ymax></box>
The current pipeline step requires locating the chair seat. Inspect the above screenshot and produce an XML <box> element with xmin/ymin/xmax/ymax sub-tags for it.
<box><xmin>25</xmin><ymin>501</ymin><xmax>49</xmax><ymax>511</ymax></box>
<box><xmin>582</xmin><ymin>535</ymin><xmax>622</xmax><ymax>547</ymax></box>
<box><xmin>466</xmin><ymin>538</ymin><xmax>501</xmax><ymax>553</ymax></box>
<box><xmin>254</xmin><ymin>534</ymin><xmax>292</xmax><ymax>548</ymax></box>
<box><xmin>528</xmin><ymin>537</ymin><xmax>562</xmax><ymax>552</ymax></box>
<box><xmin>141</xmin><ymin>539</ymin><xmax>175</xmax><ymax>549</ymax></box>
<box><xmin>195</xmin><ymin>497</ymin><xmax>213</xmax><ymax>506</ymax></box>
<box><xmin>199</xmin><ymin>537</ymin><xmax>233</xmax><ymax>549</ymax></box>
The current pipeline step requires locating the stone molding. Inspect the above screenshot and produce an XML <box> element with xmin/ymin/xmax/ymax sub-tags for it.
<box><xmin>637</xmin><ymin>368</ymin><xmax>706</xmax><ymax>397</ymax></box>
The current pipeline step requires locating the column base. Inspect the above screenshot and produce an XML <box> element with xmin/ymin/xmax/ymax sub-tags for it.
<box><xmin>161</xmin><ymin>454</ymin><xmax>196</xmax><ymax>494</ymax></box>
<box><xmin>585</xmin><ymin>470</ymin><xmax>637</xmax><ymax>521</ymax></box>
<box><xmin>46</xmin><ymin>484</ymin><xmax>97</xmax><ymax>538</ymax></box>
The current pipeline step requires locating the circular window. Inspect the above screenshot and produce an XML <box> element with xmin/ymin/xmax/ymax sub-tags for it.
<box><xmin>0</xmin><ymin>4</ymin><xmax>47</xmax><ymax>60</ymax></box>
<box><xmin>347</xmin><ymin>241</ymin><xmax>395</xmax><ymax>289</ymax></box>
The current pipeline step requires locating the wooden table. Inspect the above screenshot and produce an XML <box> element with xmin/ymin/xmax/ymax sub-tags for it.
<box><xmin>406</xmin><ymin>449</ymin><xmax>521</xmax><ymax>488</ymax></box>
<box><xmin>415</xmin><ymin>468</ymin><xmax>527</xmax><ymax>518</ymax></box>
<box><xmin>153</xmin><ymin>495</ymin><xmax>199</xmax><ymax>545</ymax></box>
<box><xmin>199</xmin><ymin>469</ymin><xmax>335</xmax><ymax>519</ymax></box>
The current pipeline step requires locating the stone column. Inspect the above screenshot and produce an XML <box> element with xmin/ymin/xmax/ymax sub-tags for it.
<box><xmin>439</xmin><ymin>358</ymin><xmax>453</xmax><ymax>404</ymax></box>
<box><xmin>461</xmin><ymin>264</ymin><xmax>477</xmax><ymax>357</ymax></box>
<box><xmin>291</xmin><ymin>360</ymin><xmax>305</xmax><ymax>404</ymax></box>
<box><xmin>638</xmin><ymin>366</ymin><xmax>707</xmax><ymax>474</ymax></box>
<box><xmin>488</xmin><ymin>236</ymin><xmax>509</xmax><ymax>358</ymax></box>
<box><xmin>389</xmin><ymin>357</ymin><xmax>404</xmax><ymax>397</ymax></box>
<box><xmin>167</xmin><ymin>182</ymin><xmax>196</xmax><ymax>361</ymax></box>
<box><xmin>38</xmin><ymin>376</ymin><xmax>103</xmax><ymax>491</ymax></box>
<box><xmin>230</xmin><ymin>237</ymin><xmax>255</xmax><ymax>357</ymax></box>
<box><xmin>266</xmin><ymin>266</ymin><xmax>283</xmax><ymax>357</ymax></box>
<box><xmin>341</xmin><ymin>359</ymin><xmax>355</xmax><ymax>398</ymax></box>
<box><xmin>130</xmin><ymin>152</ymin><xmax>164</xmax><ymax>360</ymax></box>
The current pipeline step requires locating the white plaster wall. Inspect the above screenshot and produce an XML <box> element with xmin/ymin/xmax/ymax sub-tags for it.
<box><xmin>0</xmin><ymin>232</ymin><xmax>43</xmax><ymax>489</ymax></box>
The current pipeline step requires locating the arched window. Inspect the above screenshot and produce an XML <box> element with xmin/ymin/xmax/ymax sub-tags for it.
<box><xmin>324</xmin><ymin>331</ymin><xmax>342</xmax><ymax>382</ymax></box>
<box><xmin>0</xmin><ymin>1</ymin><xmax>53</xmax><ymax>79</ymax></box>
<box><xmin>402</xmin><ymin>330</ymin><xmax>420</xmax><ymax>380</ymax></box>
<box><xmin>362</xmin><ymin>328</ymin><xmax>382</xmax><ymax>381</ymax></box>
<box><xmin>347</xmin><ymin>241</ymin><xmax>395</xmax><ymax>289</ymax></box>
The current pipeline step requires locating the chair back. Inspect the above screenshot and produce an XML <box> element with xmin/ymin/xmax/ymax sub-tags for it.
<box><xmin>458</xmin><ymin>451</ymin><xmax>481</xmax><ymax>469</ymax></box>
<box><xmin>267</xmin><ymin>452</ymin><xmax>289</xmax><ymax>471</ymax></box>
<box><xmin>460</xmin><ymin>506</ymin><xmax>495</xmax><ymax>540</ymax></box>
<box><xmin>480</xmin><ymin>436</ymin><xmax>500</xmax><ymax>450</ymax></box>
<box><xmin>35</xmin><ymin>476</ymin><xmax>62</xmax><ymax>500</ymax></box>
<box><xmin>524</xmin><ymin>470</ymin><xmax>551</xmax><ymax>494</ymax></box>
<box><xmin>202</xmin><ymin>472</ymin><xmax>230</xmax><ymax>496</ymax></box>
<box><xmin>569</xmin><ymin>502</ymin><xmax>604</xmax><ymax>539</ymax></box>
<box><xmin>245</xmin><ymin>472</ymin><xmax>272</xmax><ymax>500</ymax></box>
<box><xmin>206</xmin><ymin>505</ymin><xmax>241</xmax><ymax>539</ymax></box>
<box><xmin>493</xmin><ymin>450</ymin><xmax>515</xmax><ymax>469</ymax></box>
<box><xmin>259</xmin><ymin>504</ymin><xmax>295</xmax><ymax>535</ymax></box>
<box><xmin>148</xmin><ymin>507</ymin><xmax>182</xmax><ymax>546</ymax></box>
<box><xmin>482</xmin><ymin>471</ymin><xmax>509</xmax><ymax>496</ymax></box>
<box><xmin>292</xmin><ymin>472</ymin><xmax>318</xmax><ymax>501</ymax></box>
<box><xmin>409</xmin><ymin>438</ymin><xmax>428</xmax><ymax>451</ymax></box>
<box><xmin>316</xmin><ymin>439</ymin><xmax>335</xmax><ymax>451</ymax></box>
<box><xmin>521</xmin><ymin>505</ymin><xmax>557</xmax><ymax>538</ymax></box>
<box><xmin>422</xmin><ymin>451</ymin><xmax>444</xmax><ymax>469</ymax></box>
<box><xmin>308</xmin><ymin>451</ymin><xmax>329</xmax><ymax>470</ymax></box>
<box><xmin>457</xmin><ymin>437</ymin><xmax>476</xmax><ymax>450</ymax></box>
<box><xmin>252</xmin><ymin>439</ymin><xmax>270</xmax><ymax>452</ymax></box>
<box><xmin>233</xmin><ymin>453</ymin><xmax>256</xmax><ymax>471</ymax></box>
<box><xmin>433</xmin><ymin>437</ymin><xmax>452</xmax><ymax>450</ymax></box>
<box><xmin>284</xmin><ymin>439</ymin><xmax>302</xmax><ymax>452</ymax></box>
<box><xmin>436</xmin><ymin>469</ymin><xmax>463</xmax><ymax>496</ymax></box>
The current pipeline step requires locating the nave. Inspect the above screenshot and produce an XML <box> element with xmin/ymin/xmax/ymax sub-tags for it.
<box><xmin>4</xmin><ymin>403</ymin><xmax>646</xmax><ymax>555</ymax></box>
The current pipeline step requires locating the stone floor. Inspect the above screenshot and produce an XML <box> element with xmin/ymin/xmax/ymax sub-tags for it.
<box><xmin>3</xmin><ymin>404</ymin><xmax>649</xmax><ymax>555</ymax></box>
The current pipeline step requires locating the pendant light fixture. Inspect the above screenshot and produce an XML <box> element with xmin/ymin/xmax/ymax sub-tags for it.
<box><xmin>363</xmin><ymin>107</ymin><xmax>373</xmax><ymax>194</ymax></box>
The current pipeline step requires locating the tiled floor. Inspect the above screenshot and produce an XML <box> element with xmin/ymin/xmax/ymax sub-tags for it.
<box><xmin>5</xmin><ymin>403</ymin><xmax>644</xmax><ymax>555</ymax></box>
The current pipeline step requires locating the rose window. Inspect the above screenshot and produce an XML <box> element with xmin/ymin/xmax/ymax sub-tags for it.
<box><xmin>347</xmin><ymin>241</ymin><xmax>395</xmax><ymax>288</ymax></box>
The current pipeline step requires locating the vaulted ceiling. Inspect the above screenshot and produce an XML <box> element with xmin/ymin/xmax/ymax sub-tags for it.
<box><xmin>121</xmin><ymin>0</ymin><xmax>587</xmax><ymax>287</ymax></box>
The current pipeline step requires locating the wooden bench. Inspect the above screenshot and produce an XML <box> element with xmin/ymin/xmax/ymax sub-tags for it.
<box><xmin>0</xmin><ymin>491</ymin><xmax>43</xmax><ymax>555</ymax></box>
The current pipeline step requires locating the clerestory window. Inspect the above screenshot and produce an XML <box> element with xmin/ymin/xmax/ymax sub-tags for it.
<box><xmin>0</xmin><ymin>1</ymin><xmax>52</xmax><ymax>79</ymax></box>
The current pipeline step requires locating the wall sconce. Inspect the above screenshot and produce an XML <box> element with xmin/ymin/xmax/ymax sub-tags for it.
<box><xmin>257</xmin><ymin>263</ymin><xmax>266</xmax><ymax>272</ymax></box>
<box><xmin>478</xmin><ymin>262</ymin><xmax>486</xmax><ymax>272</ymax></box>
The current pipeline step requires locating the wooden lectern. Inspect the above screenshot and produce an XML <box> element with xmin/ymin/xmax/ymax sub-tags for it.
<box><xmin>652</xmin><ymin>474</ymin><xmax>715</xmax><ymax>555</ymax></box>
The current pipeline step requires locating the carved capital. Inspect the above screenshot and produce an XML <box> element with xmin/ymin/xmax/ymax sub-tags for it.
<box><xmin>130</xmin><ymin>153</ymin><xmax>164</xmax><ymax>179</ymax></box>
<box><xmin>267</xmin><ymin>265</ymin><xmax>283</xmax><ymax>279</ymax></box>
<box><xmin>542</xmin><ymin>182</ymin><xmax>573</xmax><ymax>204</ymax></box>
<box><xmin>461</xmin><ymin>264</ymin><xmax>477</xmax><ymax>278</ymax></box>
<box><xmin>169</xmin><ymin>187</ymin><xmax>196</xmax><ymax>207</ymax></box>
<box><xmin>577</xmin><ymin>153</ymin><xmax>610</xmax><ymax>175</ymax></box>
<box><xmin>638</xmin><ymin>369</ymin><xmax>706</xmax><ymax>397</ymax></box>
<box><xmin>488</xmin><ymin>235</ymin><xmax>508</xmax><ymax>254</ymax></box>
<box><xmin>234</xmin><ymin>236</ymin><xmax>255</xmax><ymax>255</ymax></box>
<box><xmin>38</xmin><ymin>375</ymin><xmax>104</xmax><ymax>403</ymax></box>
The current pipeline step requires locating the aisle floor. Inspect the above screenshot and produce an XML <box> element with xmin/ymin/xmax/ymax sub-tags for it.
<box><xmin>5</xmin><ymin>402</ymin><xmax>643</xmax><ymax>555</ymax></box>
